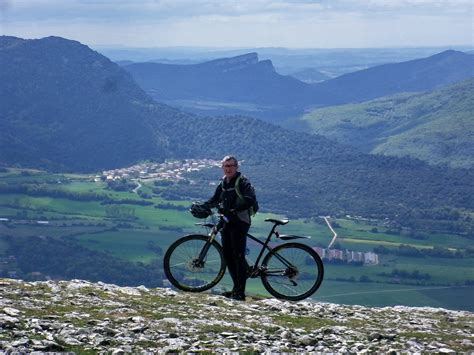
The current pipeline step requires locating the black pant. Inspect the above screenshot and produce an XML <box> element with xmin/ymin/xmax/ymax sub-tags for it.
<box><xmin>221</xmin><ymin>220</ymin><xmax>250</xmax><ymax>296</ymax></box>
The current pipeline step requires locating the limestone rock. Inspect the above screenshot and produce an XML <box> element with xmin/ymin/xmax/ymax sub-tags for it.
<box><xmin>0</xmin><ymin>278</ymin><xmax>472</xmax><ymax>353</ymax></box>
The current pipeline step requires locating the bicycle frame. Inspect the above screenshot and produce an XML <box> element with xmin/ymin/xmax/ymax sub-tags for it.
<box><xmin>247</xmin><ymin>226</ymin><xmax>296</xmax><ymax>277</ymax></box>
<box><xmin>196</xmin><ymin>218</ymin><xmax>224</xmax><ymax>262</ymax></box>
<box><xmin>164</xmin><ymin>213</ymin><xmax>324</xmax><ymax>300</ymax></box>
<box><xmin>196</xmin><ymin>216</ymin><xmax>296</xmax><ymax>278</ymax></box>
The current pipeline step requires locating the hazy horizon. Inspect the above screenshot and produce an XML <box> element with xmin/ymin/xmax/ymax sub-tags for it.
<box><xmin>0</xmin><ymin>0</ymin><xmax>472</xmax><ymax>49</ymax></box>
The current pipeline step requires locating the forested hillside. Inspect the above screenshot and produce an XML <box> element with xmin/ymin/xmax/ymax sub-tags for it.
<box><xmin>291</xmin><ymin>79</ymin><xmax>474</xmax><ymax>168</ymax></box>
<box><xmin>0</xmin><ymin>36</ymin><xmax>173</xmax><ymax>171</ymax></box>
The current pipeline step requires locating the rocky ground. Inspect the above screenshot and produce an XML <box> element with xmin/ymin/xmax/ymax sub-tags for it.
<box><xmin>0</xmin><ymin>278</ymin><xmax>473</xmax><ymax>353</ymax></box>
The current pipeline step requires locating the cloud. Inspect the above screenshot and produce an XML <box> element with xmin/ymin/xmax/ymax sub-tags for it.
<box><xmin>1</xmin><ymin>0</ymin><xmax>472</xmax><ymax>47</ymax></box>
<box><xmin>3</xmin><ymin>0</ymin><xmax>471</xmax><ymax>22</ymax></box>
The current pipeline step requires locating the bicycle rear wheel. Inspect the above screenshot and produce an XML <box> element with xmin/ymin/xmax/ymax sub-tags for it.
<box><xmin>261</xmin><ymin>242</ymin><xmax>324</xmax><ymax>301</ymax></box>
<box><xmin>163</xmin><ymin>234</ymin><xmax>226</xmax><ymax>292</ymax></box>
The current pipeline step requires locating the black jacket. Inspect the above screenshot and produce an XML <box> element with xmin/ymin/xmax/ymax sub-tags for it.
<box><xmin>206</xmin><ymin>172</ymin><xmax>256</xmax><ymax>224</ymax></box>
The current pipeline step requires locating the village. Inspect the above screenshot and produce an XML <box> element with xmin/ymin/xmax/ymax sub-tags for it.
<box><xmin>96</xmin><ymin>159</ymin><xmax>221</xmax><ymax>183</ymax></box>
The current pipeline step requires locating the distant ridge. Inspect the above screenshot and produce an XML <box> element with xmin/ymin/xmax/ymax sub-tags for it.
<box><xmin>124</xmin><ymin>49</ymin><xmax>474</xmax><ymax>120</ymax></box>
<box><xmin>200</xmin><ymin>52</ymin><xmax>260</xmax><ymax>72</ymax></box>
<box><xmin>0</xmin><ymin>35</ymin><xmax>25</xmax><ymax>48</ymax></box>
<box><xmin>313</xmin><ymin>50</ymin><xmax>474</xmax><ymax>105</ymax></box>
<box><xmin>124</xmin><ymin>52</ymin><xmax>308</xmax><ymax>106</ymax></box>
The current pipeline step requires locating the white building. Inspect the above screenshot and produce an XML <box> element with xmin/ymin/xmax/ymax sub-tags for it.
<box><xmin>364</xmin><ymin>252</ymin><xmax>379</xmax><ymax>265</ymax></box>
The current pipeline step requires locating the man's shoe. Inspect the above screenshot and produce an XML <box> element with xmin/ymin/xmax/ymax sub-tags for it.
<box><xmin>221</xmin><ymin>291</ymin><xmax>234</xmax><ymax>298</ymax></box>
<box><xmin>231</xmin><ymin>293</ymin><xmax>246</xmax><ymax>301</ymax></box>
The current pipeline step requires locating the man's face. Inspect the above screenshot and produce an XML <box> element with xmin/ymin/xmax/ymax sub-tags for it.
<box><xmin>222</xmin><ymin>159</ymin><xmax>238</xmax><ymax>179</ymax></box>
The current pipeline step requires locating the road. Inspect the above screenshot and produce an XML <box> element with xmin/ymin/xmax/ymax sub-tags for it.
<box><xmin>324</xmin><ymin>216</ymin><xmax>338</xmax><ymax>248</ymax></box>
<box><xmin>132</xmin><ymin>180</ymin><xmax>142</xmax><ymax>193</ymax></box>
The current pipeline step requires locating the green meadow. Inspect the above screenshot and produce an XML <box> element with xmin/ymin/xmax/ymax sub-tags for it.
<box><xmin>0</xmin><ymin>168</ymin><xmax>472</xmax><ymax>311</ymax></box>
<box><xmin>312</xmin><ymin>281</ymin><xmax>474</xmax><ymax>310</ymax></box>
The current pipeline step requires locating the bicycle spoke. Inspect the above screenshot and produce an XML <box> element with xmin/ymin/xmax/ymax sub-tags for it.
<box><xmin>261</xmin><ymin>243</ymin><xmax>324</xmax><ymax>301</ymax></box>
<box><xmin>164</xmin><ymin>235</ymin><xmax>226</xmax><ymax>292</ymax></box>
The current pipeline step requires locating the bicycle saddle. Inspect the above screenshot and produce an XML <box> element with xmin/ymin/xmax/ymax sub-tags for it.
<box><xmin>264</xmin><ymin>218</ymin><xmax>289</xmax><ymax>225</ymax></box>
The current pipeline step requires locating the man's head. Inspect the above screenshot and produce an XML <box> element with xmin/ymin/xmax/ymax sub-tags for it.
<box><xmin>221</xmin><ymin>155</ymin><xmax>238</xmax><ymax>179</ymax></box>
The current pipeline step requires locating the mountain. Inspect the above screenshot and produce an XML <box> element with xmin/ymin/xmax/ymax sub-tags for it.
<box><xmin>290</xmin><ymin>79</ymin><xmax>474</xmax><ymax>168</ymax></box>
<box><xmin>124</xmin><ymin>53</ymin><xmax>311</xmax><ymax>119</ymax></box>
<box><xmin>1</xmin><ymin>36</ymin><xmax>473</xmax><ymax>227</ymax></box>
<box><xmin>311</xmin><ymin>50</ymin><xmax>474</xmax><ymax>106</ymax></box>
<box><xmin>2</xmin><ymin>279</ymin><xmax>472</xmax><ymax>352</ymax></box>
<box><xmin>124</xmin><ymin>52</ymin><xmax>310</xmax><ymax>104</ymax></box>
<box><xmin>124</xmin><ymin>50</ymin><xmax>474</xmax><ymax>121</ymax></box>
<box><xmin>0</xmin><ymin>35</ymin><xmax>175</xmax><ymax>171</ymax></box>
<box><xmin>97</xmin><ymin>45</ymin><xmax>470</xmax><ymax>77</ymax></box>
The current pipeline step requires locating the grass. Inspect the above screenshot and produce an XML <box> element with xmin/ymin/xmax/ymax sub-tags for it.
<box><xmin>74</xmin><ymin>228</ymin><xmax>179</xmax><ymax>263</ymax></box>
<box><xmin>320</xmin><ymin>254</ymin><xmax>474</xmax><ymax>285</ymax></box>
<box><xmin>390</xmin><ymin>257</ymin><xmax>474</xmax><ymax>284</ymax></box>
<box><xmin>334</xmin><ymin>218</ymin><xmax>469</xmax><ymax>249</ymax></box>
<box><xmin>0</xmin><ymin>193</ymin><xmax>107</xmax><ymax>218</ymax></box>
<box><xmin>312</xmin><ymin>280</ymin><xmax>474</xmax><ymax>311</ymax></box>
<box><xmin>273</xmin><ymin>314</ymin><xmax>337</xmax><ymax>331</ymax></box>
<box><xmin>0</xmin><ymin>224</ymin><xmax>110</xmax><ymax>239</ymax></box>
<box><xmin>61</xmin><ymin>180</ymin><xmax>107</xmax><ymax>193</ymax></box>
<box><xmin>223</xmin><ymin>272</ymin><xmax>474</xmax><ymax>311</ymax></box>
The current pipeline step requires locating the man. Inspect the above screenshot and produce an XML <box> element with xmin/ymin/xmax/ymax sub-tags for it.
<box><xmin>205</xmin><ymin>155</ymin><xmax>257</xmax><ymax>301</ymax></box>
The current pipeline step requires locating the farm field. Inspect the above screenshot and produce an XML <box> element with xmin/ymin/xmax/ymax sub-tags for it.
<box><xmin>311</xmin><ymin>281</ymin><xmax>474</xmax><ymax>310</ymax></box>
<box><xmin>0</xmin><ymin>168</ymin><xmax>472</xmax><ymax>311</ymax></box>
<box><xmin>217</xmin><ymin>279</ymin><xmax>474</xmax><ymax>311</ymax></box>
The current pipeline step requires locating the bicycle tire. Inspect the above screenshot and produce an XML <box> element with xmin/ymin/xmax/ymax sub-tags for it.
<box><xmin>163</xmin><ymin>234</ymin><xmax>226</xmax><ymax>292</ymax></box>
<box><xmin>261</xmin><ymin>242</ymin><xmax>324</xmax><ymax>301</ymax></box>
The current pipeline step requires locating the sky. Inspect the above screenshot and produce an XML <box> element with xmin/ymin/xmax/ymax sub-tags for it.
<box><xmin>0</xmin><ymin>0</ymin><xmax>472</xmax><ymax>49</ymax></box>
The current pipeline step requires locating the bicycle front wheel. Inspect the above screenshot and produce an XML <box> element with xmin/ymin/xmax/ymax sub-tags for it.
<box><xmin>261</xmin><ymin>242</ymin><xmax>324</xmax><ymax>301</ymax></box>
<box><xmin>163</xmin><ymin>234</ymin><xmax>226</xmax><ymax>292</ymax></box>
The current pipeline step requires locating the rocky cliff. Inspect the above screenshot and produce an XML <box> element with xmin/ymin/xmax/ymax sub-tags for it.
<box><xmin>1</xmin><ymin>279</ymin><xmax>473</xmax><ymax>353</ymax></box>
<box><xmin>201</xmin><ymin>52</ymin><xmax>261</xmax><ymax>72</ymax></box>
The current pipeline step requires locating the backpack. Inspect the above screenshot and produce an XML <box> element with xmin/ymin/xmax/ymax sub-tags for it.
<box><xmin>221</xmin><ymin>175</ymin><xmax>259</xmax><ymax>217</ymax></box>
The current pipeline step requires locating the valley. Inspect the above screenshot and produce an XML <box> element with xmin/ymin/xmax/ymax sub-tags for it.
<box><xmin>0</xmin><ymin>167</ymin><xmax>472</xmax><ymax>311</ymax></box>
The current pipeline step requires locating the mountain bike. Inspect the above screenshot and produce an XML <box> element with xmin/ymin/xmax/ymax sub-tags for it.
<box><xmin>163</xmin><ymin>214</ymin><xmax>324</xmax><ymax>301</ymax></box>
